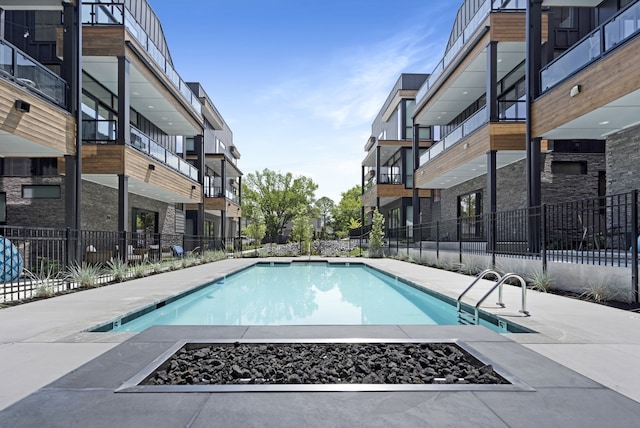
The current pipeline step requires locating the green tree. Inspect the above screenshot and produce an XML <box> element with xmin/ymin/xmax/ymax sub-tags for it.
<box><xmin>369</xmin><ymin>208</ymin><xmax>385</xmax><ymax>258</ymax></box>
<box><xmin>314</xmin><ymin>196</ymin><xmax>335</xmax><ymax>239</ymax></box>
<box><xmin>242</xmin><ymin>169</ymin><xmax>318</xmax><ymax>238</ymax></box>
<box><xmin>243</xmin><ymin>217</ymin><xmax>266</xmax><ymax>254</ymax></box>
<box><xmin>332</xmin><ymin>185</ymin><xmax>362</xmax><ymax>237</ymax></box>
<box><xmin>291</xmin><ymin>209</ymin><xmax>314</xmax><ymax>254</ymax></box>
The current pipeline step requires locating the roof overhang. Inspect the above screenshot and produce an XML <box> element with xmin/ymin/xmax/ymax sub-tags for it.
<box><xmin>83</xmin><ymin>173</ymin><xmax>201</xmax><ymax>204</ymax></box>
<box><xmin>0</xmin><ymin>0</ymin><xmax>69</xmax><ymax>10</ymax></box>
<box><xmin>416</xmin><ymin>151</ymin><xmax>525</xmax><ymax>189</ymax></box>
<box><xmin>415</xmin><ymin>42</ymin><xmax>525</xmax><ymax>126</ymax></box>
<box><xmin>83</xmin><ymin>55</ymin><xmax>201</xmax><ymax>136</ymax></box>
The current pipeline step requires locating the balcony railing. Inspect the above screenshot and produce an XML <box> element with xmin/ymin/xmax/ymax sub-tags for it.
<box><xmin>82</xmin><ymin>120</ymin><xmax>198</xmax><ymax>181</ymax></box>
<box><xmin>420</xmin><ymin>106</ymin><xmax>487</xmax><ymax>166</ymax></box>
<box><xmin>498</xmin><ymin>98</ymin><xmax>526</xmax><ymax>121</ymax></box>
<box><xmin>0</xmin><ymin>39</ymin><xmax>67</xmax><ymax>107</ymax></box>
<box><xmin>203</xmin><ymin>179</ymin><xmax>240</xmax><ymax>204</ymax></box>
<box><xmin>82</xmin><ymin>2</ymin><xmax>201</xmax><ymax>115</ymax></box>
<box><xmin>541</xmin><ymin>0</ymin><xmax>640</xmax><ymax>92</ymax></box>
<box><xmin>415</xmin><ymin>0</ymin><xmax>525</xmax><ymax>107</ymax></box>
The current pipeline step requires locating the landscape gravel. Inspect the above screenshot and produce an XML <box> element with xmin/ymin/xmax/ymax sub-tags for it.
<box><xmin>143</xmin><ymin>342</ymin><xmax>508</xmax><ymax>386</ymax></box>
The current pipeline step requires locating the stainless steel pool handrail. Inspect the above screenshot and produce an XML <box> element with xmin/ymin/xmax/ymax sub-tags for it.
<box><xmin>473</xmin><ymin>273</ymin><xmax>530</xmax><ymax>324</ymax></box>
<box><xmin>457</xmin><ymin>269</ymin><xmax>502</xmax><ymax>325</ymax></box>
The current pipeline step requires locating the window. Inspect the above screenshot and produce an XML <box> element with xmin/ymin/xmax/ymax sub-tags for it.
<box><xmin>22</xmin><ymin>185</ymin><xmax>60</xmax><ymax>199</ymax></box>
<box><xmin>0</xmin><ymin>158</ymin><xmax>58</xmax><ymax>176</ymax></box>
<box><xmin>0</xmin><ymin>193</ymin><xmax>6</xmax><ymax>223</ymax></box>
<box><xmin>551</xmin><ymin>161</ymin><xmax>587</xmax><ymax>175</ymax></box>
<box><xmin>557</xmin><ymin>8</ymin><xmax>576</xmax><ymax>29</ymax></box>
<box><xmin>458</xmin><ymin>190</ymin><xmax>482</xmax><ymax>238</ymax></box>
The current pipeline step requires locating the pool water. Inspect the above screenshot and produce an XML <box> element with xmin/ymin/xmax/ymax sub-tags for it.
<box><xmin>106</xmin><ymin>262</ymin><xmax>519</xmax><ymax>333</ymax></box>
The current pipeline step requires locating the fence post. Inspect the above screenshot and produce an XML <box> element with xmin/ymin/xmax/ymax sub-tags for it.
<box><xmin>65</xmin><ymin>227</ymin><xmax>72</xmax><ymax>269</ymax></box>
<box><xmin>458</xmin><ymin>218</ymin><xmax>463</xmax><ymax>264</ymax></box>
<box><xmin>632</xmin><ymin>190</ymin><xmax>638</xmax><ymax>303</ymax></box>
<box><xmin>490</xmin><ymin>212</ymin><xmax>496</xmax><ymax>269</ymax></box>
<box><xmin>542</xmin><ymin>204</ymin><xmax>547</xmax><ymax>274</ymax></box>
<box><xmin>436</xmin><ymin>221</ymin><xmax>440</xmax><ymax>261</ymax></box>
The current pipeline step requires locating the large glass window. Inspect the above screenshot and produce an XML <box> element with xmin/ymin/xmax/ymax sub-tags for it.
<box><xmin>458</xmin><ymin>190</ymin><xmax>482</xmax><ymax>239</ymax></box>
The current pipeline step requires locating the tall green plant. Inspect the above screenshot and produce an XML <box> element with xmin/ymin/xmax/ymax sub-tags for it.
<box><xmin>291</xmin><ymin>209</ymin><xmax>314</xmax><ymax>254</ymax></box>
<box><xmin>369</xmin><ymin>208</ymin><xmax>385</xmax><ymax>258</ymax></box>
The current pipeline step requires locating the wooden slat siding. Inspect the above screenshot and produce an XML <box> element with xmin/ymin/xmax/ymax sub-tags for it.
<box><xmin>490</xmin><ymin>13</ymin><xmax>526</xmax><ymax>41</ymax></box>
<box><xmin>490</xmin><ymin>123</ymin><xmax>526</xmax><ymax>150</ymax></box>
<box><xmin>123</xmin><ymin>148</ymin><xmax>202</xmax><ymax>201</ymax></box>
<box><xmin>362</xmin><ymin>187</ymin><xmax>377</xmax><ymax>207</ymax></box>
<box><xmin>362</xmin><ymin>185</ymin><xmax>433</xmax><ymax>206</ymax></box>
<box><xmin>415</xmin><ymin>126</ymin><xmax>491</xmax><ymax>188</ymax></box>
<box><xmin>82</xmin><ymin>27</ymin><xmax>125</xmax><ymax>57</ymax></box>
<box><xmin>532</xmin><ymin>37</ymin><xmax>640</xmax><ymax>137</ymax></box>
<box><xmin>82</xmin><ymin>145</ymin><xmax>125</xmax><ymax>174</ymax></box>
<box><xmin>377</xmin><ymin>140</ymin><xmax>414</xmax><ymax>147</ymax></box>
<box><xmin>0</xmin><ymin>80</ymin><xmax>74</xmax><ymax>154</ymax></box>
<box><xmin>123</xmin><ymin>42</ymin><xmax>203</xmax><ymax>130</ymax></box>
<box><xmin>201</xmin><ymin>197</ymin><xmax>241</xmax><ymax>216</ymax></box>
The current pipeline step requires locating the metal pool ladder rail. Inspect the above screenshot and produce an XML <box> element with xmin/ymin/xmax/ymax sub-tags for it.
<box><xmin>457</xmin><ymin>270</ymin><xmax>530</xmax><ymax>325</ymax></box>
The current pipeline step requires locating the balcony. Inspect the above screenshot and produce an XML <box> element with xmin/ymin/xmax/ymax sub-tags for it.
<box><xmin>415</xmin><ymin>0</ymin><xmax>525</xmax><ymax>106</ymax></box>
<box><xmin>420</xmin><ymin>106</ymin><xmax>488</xmax><ymax>165</ymax></box>
<box><xmin>0</xmin><ymin>38</ymin><xmax>66</xmax><ymax>107</ymax></box>
<box><xmin>541</xmin><ymin>1</ymin><xmax>640</xmax><ymax>92</ymax></box>
<box><xmin>81</xmin><ymin>2</ymin><xmax>201</xmax><ymax>115</ymax></box>
<box><xmin>82</xmin><ymin>119</ymin><xmax>198</xmax><ymax>181</ymax></box>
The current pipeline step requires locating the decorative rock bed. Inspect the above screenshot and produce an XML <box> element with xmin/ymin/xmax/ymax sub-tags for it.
<box><xmin>142</xmin><ymin>342</ymin><xmax>508</xmax><ymax>386</ymax></box>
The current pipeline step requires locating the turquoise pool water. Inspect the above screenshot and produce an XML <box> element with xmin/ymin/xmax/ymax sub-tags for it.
<box><xmin>105</xmin><ymin>262</ymin><xmax>521</xmax><ymax>333</ymax></box>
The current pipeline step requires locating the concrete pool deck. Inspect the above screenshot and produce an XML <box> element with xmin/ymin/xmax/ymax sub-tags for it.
<box><xmin>0</xmin><ymin>257</ymin><xmax>640</xmax><ymax>426</ymax></box>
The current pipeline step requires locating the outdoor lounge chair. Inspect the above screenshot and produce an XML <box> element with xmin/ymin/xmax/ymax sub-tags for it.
<box><xmin>171</xmin><ymin>245</ymin><xmax>185</xmax><ymax>258</ymax></box>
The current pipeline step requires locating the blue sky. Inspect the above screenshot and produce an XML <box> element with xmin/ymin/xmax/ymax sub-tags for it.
<box><xmin>150</xmin><ymin>1</ymin><xmax>458</xmax><ymax>203</ymax></box>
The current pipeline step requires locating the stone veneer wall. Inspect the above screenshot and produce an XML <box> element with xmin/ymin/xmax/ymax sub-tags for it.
<box><xmin>0</xmin><ymin>175</ymin><xmax>66</xmax><ymax>228</ymax></box>
<box><xmin>540</xmin><ymin>152</ymin><xmax>605</xmax><ymax>205</ymax></box>
<box><xmin>437</xmin><ymin>152</ymin><xmax>604</xmax><ymax>223</ymax></box>
<box><xmin>606</xmin><ymin>123</ymin><xmax>640</xmax><ymax>196</ymax></box>
<box><xmin>82</xmin><ymin>181</ymin><xmax>179</xmax><ymax>234</ymax></box>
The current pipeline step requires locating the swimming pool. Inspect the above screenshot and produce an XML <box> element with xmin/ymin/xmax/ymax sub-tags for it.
<box><xmin>97</xmin><ymin>262</ymin><xmax>528</xmax><ymax>334</ymax></box>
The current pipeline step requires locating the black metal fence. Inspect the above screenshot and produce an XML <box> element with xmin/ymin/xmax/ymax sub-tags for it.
<box><xmin>387</xmin><ymin>191</ymin><xmax>638</xmax><ymax>263</ymax></box>
<box><xmin>0</xmin><ymin>228</ymin><xmax>239</xmax><ymax>303</ymax></box>
<box><xmin>385</xmin><ymin>190</ymin><xmax>640</xmax><ymax>298</ymax></box>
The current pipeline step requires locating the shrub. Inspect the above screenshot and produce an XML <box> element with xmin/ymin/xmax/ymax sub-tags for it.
<box><xmin>106</xmin><ymin>258</ymin><xmax>128</xmax><ymax>282</ymax></box>
<box><xmin>66</xmin><ymin>262</ymin><xmax>101</xmax><ymax>288</ymax></box>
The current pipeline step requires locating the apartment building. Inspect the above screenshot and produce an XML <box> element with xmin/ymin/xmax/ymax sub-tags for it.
<box><xmin>531</xmin><ymin>0</ymin><xmax>640</xmax><ymax>200</ymax></box>
<box><xmin>412</xmin><ymin>0</ymin><xmax>607</xmax><ymax>239</ymax></box>
<box><xmin>0</xmin><ymin>1</ymin><xmax>240</xmax><ymax>248</ymax></box>
<box><xmin>361</xmin><ymin>74</ymin><xmax>433</xmax><ymax>232</ymax></box>
<box><xmin>186</xmin><ymin>82</ymin><xmax>242</xmax><ymax>247</ymax></box>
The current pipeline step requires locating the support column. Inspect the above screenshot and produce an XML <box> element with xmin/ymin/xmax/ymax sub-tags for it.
<box><xmin>117</xmin><ymin>56</ymin><xmax>130</xmax><ymax>146</ymax></box>
<box><xmin>194</xmin><ymin>135</ymin><xmax>205</xmax><ymax>238</ymax></box>
<box><xmin>375</xmin><ymin>146</ymin><xmax>381</xmax><ymax>212</ymax></box>
<box><xmin>412</xmin><ymin>122</ymin><xmax>420</xmax><ymax>243</ymax></box>
<box><xmin>221</xmin><ymin>158</ymin><xmax>227</xmax><ymax>247</ymax></box>
<box><xmin>526</xmin><ymin>0</ymin><xmax>543</xmax><ymax>253</ymax></box>
<box><xmin>63</xmin><ymin>2</ymin><xmax>82</xmax><ymax>236</ymax></box>
<box><xmin>487</xmin><ymin>150</ymin><xmax>497</xmax><ymax>258</ymax></box>
<box><xmin>118</xmin><ymin>174</ymin><xmax>129</xmax><ymax>262</ymax></box>
<box><xmin>486</xmin><ymin>41</ymin><xmax>498</xmax><ymax>122</ymax></box>
<box><xmin>0</xmin><ymin>8</ymin><xmax>5</xmax><ymax>39</ymax></box>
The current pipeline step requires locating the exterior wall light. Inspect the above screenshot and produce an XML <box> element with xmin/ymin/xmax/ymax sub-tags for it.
<box><xmin>14</xmin><ymin>100</ymin><xmax>30</xmax><ymax>113</ymax></box>
<box><xmin>570</xmin><ymin>85</ymin><xmax>581</xmax><ymax>97</ymax></box>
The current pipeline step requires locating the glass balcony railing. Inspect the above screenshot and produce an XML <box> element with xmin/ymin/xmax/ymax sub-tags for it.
<box><xmin>419</xmin><ymin>106</ymin><xmax>487</xmax><ymax>166</ymax></box>
<box><xmin>541</xmin><ymin>1</ymin><xmax>640</xmax><ymax>92</ymax></box>
<box><xmin>82</xmin><ymin>120</ymin><xmax>199</xmax><ymax>182</ymax></box>
<box><xmin>82</xmin><ymin>2</ymin><xmax>201</xmax><ymax>115</ymax></box>
<box><xmin>415</xmin><ymin>0</ymin><xmax>525</xmax><ymax>107</ymax></box>
<box><xmin>0</xmin><ymin>39</ymin><xmax>67</xmax><ymax>107</ymax></box>
<box><xmin>203</xmin><ymin>179</ymin><xmax>240</xmax><ymax>204</ymax></box>
<box><xmin>498</xmin><ymin>97</ymin><xmax>526</xmax><ymax>121</ymax></box>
